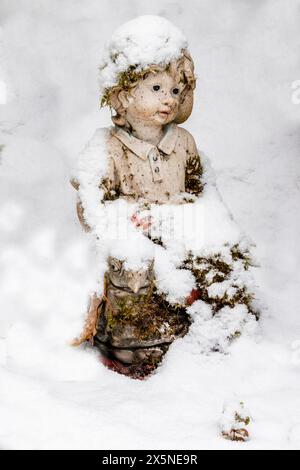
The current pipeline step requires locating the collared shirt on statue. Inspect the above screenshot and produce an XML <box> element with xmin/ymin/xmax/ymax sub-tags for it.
<box><xmin>101</xmin><ymin>123</ymin><xmax>203</xmax><ymax>204</ymax></box>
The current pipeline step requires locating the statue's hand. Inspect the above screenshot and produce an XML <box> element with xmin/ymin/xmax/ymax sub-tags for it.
<box><xmin>130</xmin><ymin>211</ymin><xmax>153</xmax><ymax>233</ymax></box>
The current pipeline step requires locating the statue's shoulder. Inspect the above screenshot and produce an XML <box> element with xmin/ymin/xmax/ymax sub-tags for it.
<box><xmin>86</xmin><ymin>127</ymin><xmax>111</xmax><ymax>147</ymax></box>
<box><xmin>82</xmin><ymin>126</ymin><xmax>124</xmax><ymax>164</ymax></box>
<box><xmin>174</xmin><ymin>124</ymin><xmax>198</xmax><ymax>153</ymax></box>
<box><xmin>106</xmin><ymin>126</ymin><xmax>125</xmax><ymax>160</ymax></box>
<box><xmin>175</xmin><ymin>124</ymin><xmax>195</xmax><ymax>142</ymax></box>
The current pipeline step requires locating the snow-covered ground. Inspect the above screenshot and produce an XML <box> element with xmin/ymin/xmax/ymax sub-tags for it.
<box><xmin>0</xmin><ymin>0</ymin><xmax>299</xmax><ymax>450</ymax></box>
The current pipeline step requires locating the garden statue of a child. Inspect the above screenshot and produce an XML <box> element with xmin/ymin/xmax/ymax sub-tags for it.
<box><xmin>71</xmin><ymin>16</ymin><xmax>202</xmax><ymax>376</ymax></box>
<box><xmin>71</xmin><ymin>16</ymin><xmax>258</xmax><ymax>378</ymax></box>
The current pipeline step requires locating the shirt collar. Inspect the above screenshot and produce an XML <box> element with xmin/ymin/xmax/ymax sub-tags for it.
<box><xmin>113</xmin><ymin>123</ymin><xmax>178</xmax><ymax>161</ymax></box>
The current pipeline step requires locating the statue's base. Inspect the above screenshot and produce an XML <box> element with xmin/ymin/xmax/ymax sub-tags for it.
<box><xmin>95</xmin><ymin>339</ymin><xmax>169</xmax><ymax>380</ymax></box>
<box><xmin>99</xmin><ymin>354</ymin><xmax>159</xmax><ymax>380</ymax></box>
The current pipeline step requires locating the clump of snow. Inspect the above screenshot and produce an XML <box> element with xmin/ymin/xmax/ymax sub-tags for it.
<box><xmin>98</xmin><ymin>15</ymin><xmax>188</xmax><ymax>96</ymax></box>
<box><xmin>154</xmin><ymin>246</ymin><xmax>196</xmax><ymax>304</ymax></box>
<box><xmin>185</xmin><ymin>301</ymin><xmax>257</xmax><ymax>354</ymax></box>
<box><xmin>143</xmin><ymin>151</ymin><xmax>244</xmax><ymax>254</ymax></box>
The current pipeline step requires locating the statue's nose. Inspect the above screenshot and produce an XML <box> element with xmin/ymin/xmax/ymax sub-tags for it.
<box><xmin>162</xmin><ymin>92</ymin><xmax>175</xmax><ymax>107</ymax></box>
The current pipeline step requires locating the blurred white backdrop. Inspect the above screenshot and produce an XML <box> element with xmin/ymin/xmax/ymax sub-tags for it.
<box><xmin>0</xmin><ymin>0</ymin><xmax>300</xmax><ymax>450</ymax></box>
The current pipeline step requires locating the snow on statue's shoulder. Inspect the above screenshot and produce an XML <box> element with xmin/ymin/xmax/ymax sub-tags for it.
<box><xmin>77</xmin><ymin>127</ymin><xmax>110</xmax><ymax>182</ymax></box>
<box><xmin>75</xmin><ymin>127</ymin><xmax>110</xmax><ymax>231</ymax></box>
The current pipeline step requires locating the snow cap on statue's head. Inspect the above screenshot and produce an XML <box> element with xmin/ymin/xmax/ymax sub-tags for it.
<box><xmin>98</xmin><ymin>15</ymin><xmax>196</xmax><ymax>124</ymax></box>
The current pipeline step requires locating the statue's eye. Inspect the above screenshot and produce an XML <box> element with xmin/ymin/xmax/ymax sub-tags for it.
<box><xmin>172</xmin><ymin>87</ymin><xmax>180</xmax><ymax>95</ymax></box>
<box><xmin>110</xmin><ymin>259</ymin><xmax>122</xmax><ymax>272</ymax></box>
<box><xmin>153</xmin><ymin>85</ymin><xmax>160</xmax><ymax>91</ymax></box>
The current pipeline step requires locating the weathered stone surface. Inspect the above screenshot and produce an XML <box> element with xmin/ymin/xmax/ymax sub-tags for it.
<box><xmin>94</xmin><ymin>257</ymin><xmax>190</xmax><ymax>372</ymax></box>
<box><xmin>94</xmin><ymin>283</ymin><xmax>190</xmax><ymax>366</ymax></box>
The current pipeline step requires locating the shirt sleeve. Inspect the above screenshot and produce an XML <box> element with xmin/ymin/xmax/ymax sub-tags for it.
<box><xmin>184</xmin><ymin>131</ymin><xmax>203</xmax><ymax>197</ymax></box>
<box><xmin>99</xmin><ymin>154</ymin><xmax>121</xmax><ymax>202</ymax></box>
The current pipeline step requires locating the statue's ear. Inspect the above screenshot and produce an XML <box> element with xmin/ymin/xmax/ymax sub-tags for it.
<box><xmin>109</xmin><ymin>88</ymin><xmax>127</xmax><ymax>126</ymax></box>
<box><xmin>118</xmin><ymin>90</ymin><xmax>132</xmax><ymax>109</ymax></box>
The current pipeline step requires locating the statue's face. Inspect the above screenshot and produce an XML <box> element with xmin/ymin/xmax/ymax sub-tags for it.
<box><xmin>107</xmin><ymin>257</ymin><xmax>154</xmax><ymax>294</ymax></box>
<box><xmin>125</xmin><ymin>71</ymin><xmax>184</xmax><ymax>126</ymax></box>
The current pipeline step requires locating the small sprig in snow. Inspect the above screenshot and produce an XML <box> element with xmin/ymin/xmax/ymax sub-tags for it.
<box><xmin>219</xmin><ymin>400</ymin><xmax>251</xmax><ymax>442</ymax></box>
<box><xmin>98</xmin><ymin>15</ymin><xmax>188</xmax><ymax>98</ymax></box>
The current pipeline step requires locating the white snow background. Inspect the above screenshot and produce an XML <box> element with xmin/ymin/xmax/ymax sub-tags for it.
<box><xmin>0</xmin><ymin>0</ymin><xmax>299</xmax><ymax>450</ymax></box>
